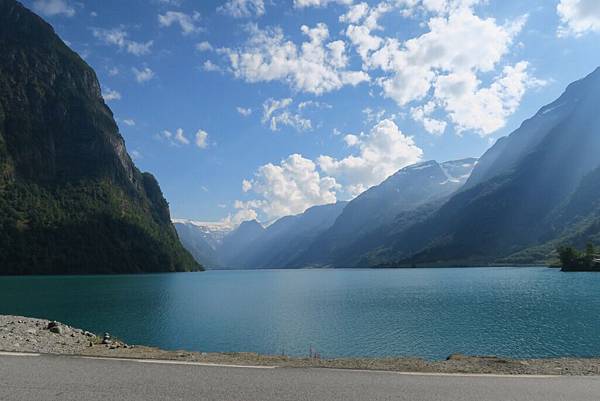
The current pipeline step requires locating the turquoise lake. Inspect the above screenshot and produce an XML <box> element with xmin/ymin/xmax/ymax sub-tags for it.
<box><xmin>1</xmin><ymin>267</ymin><xmax>599</xmax><ymax>360</ymax></box>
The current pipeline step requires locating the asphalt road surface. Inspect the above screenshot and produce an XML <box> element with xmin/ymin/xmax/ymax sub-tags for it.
<box><xmin>1</xmin><ymin>352</ymin><xmax>599</xmax><ymax>401</ymax></box>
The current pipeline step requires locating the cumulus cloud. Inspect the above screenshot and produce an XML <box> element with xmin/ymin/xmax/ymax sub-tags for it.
<box><xmin>241</xmin><ymin>154</ymin><xmax>340</xmax><ymax>220</ymax></box>
<box><xmin>132</xmin><ymin>67</ymin><xmax>155</xmax><ymax>83</ymax></box>
<box><xmin>410</xmin><ymin>102</ymin><xmax>447</xmax><ymax>136</ymax></box>
<box><xmin>433</xmin><ymin>62</ymin><xmax>543</xmax><ymax>135</ymax></box>
<box><xmin>158</xmin><ymin>11</ymin><xmax>203</xmax><ymax>35</ymax></box>
<box><xmin>318</xmin><ymin>119</ymin><xmax>423</xmax><ymax>196</ymax></box>
<box><xmin>557</xmin><ymin>0</ymin><xmax>600</xmax><ymax>36</ymax></box>
<box><xmin>92</xmin><ymin>28</ymin><xmax>153</xmax><ymax>56</ymax></box>
<box><xmin>294</xmin><ymin>0</ymin><xmax>353</xmax><ymax>8</ymax></box>
<box><xmin>195</xmin><ymin>129</ymin><xmax>209</xmax><ymax>149</ymax></box>
<box><xmin>33</xmin><ymin>0</ymin><xmax>75</xmax><ymax>17</ymax></box>
<box><xmin>159</xmin><ymin>129</ymin><xmax>189</xmax><ymax>145</ymax></box>
<box><xmin>218</xmin><ymin>0</ymin><xmax>266</xmax><ymax>18</ymax></box>
<box><xmin>202</xmin><ymin>60</ymin><xmax>223</xmax><ymax>72</ymax></box>
<box><xmin>102</xmin><ymin>88</ymin><xmax>121</xmax><ymax>102</ymax></box>
<box><xmin>340</xmin><ymin>1</ymin><xmax>533</xmax><ymax>135</ymax></box>
<box><xmin>159</xmin><ymin>128</ymin><xmax>209</xmax><ymax>149</ymax></box>
<box><xmin>230</xmin><ymin>203</ymin><xmax>260</xmax><ymax>225</ymax></box>
<box><xmin>239</xmin><ymin>118</ymin><xmax>424</xmax><ymax>220</ymax></box>
<box><xmin>122</xmin><ymin>119</ymin><xmax>136</xmax><ymax>126</ymax></box>
<box><xmin>221</xmin><ymin>23</ymin><xmax>369</xmax><ymax>95</ymax></box>
<box><xmin>262</xmin><ymin>98</ymin><xmax>312</xmax><ymax>132</ymax></box>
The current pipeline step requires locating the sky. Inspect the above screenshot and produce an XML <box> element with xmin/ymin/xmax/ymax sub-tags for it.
<box><xmin>24</xmin><ymin>0</ymin><xmax>600</xmax><ymax>225</ymax></box>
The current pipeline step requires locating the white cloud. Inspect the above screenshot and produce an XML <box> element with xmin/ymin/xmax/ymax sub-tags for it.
<box><xmin>108</xmin><ymin>67</ymin><xmax>120</xmax><ymax>76</ymax></box>
<box><xmin>231</xmin><ymin>203</ymin><xmax>260</xmax><ymax>225</ymax></box>
<box><xmin>196</xmin><ymin>41</ymin><xmax>213</xmax><ymax>52</ymax></box>
<box><xmin>126</xmin><ymin>41</ymin><xmax>155</xmax><ymax>56</ymax></box>
<box><xmin>218</xmin><ymin>0</ymin><xmax>266</xmax><ymax>18</ymax></box>
<box><xmin>157</xmin><ymin>0</ymin><xmax>183</xmax><ymax>5</ymax></box>
<box><xmin>298</xmin><ymin>100</ymin><xmax>332</xmax><ymax>110</ymax></box>
<box><xmin>340</xmin><ymin>1</ymin><xmax>532</xmax><ymax>135</ymax></box>
<box><xmin>262</xmin><ymin>98</ymin><xmax>312</xmax><ymax>132</ymax></box>
<box><xmin>158</xmin><ymin>11</ymin><xmax>203</xmax><ymax>35</ymax></box>
<box><xmin>174</xmin><ymin>129</ymin><xmax>190</xmax><ymax>145</ymax></box>
<box><xmin>433</xmin><ymin>62</ymin><xmax>542</xmax><ymax>135</ymax></box>
<box><xmin>557</xmin><ymin>0</ymin><xmax>600</xmax><ymax>36</ymax></box>
<box><xmin>92</xmin><ymin>28</ymin><xmax>153</xmax><ymax>56</ymax></box>
<box><xmin>102</xmin><ymin>88</ymin><xmax>121</xmax><ymax>102</ymax></box>
<box><xmin>362</xmin><ymin>107</ymin><xmax>387</xmax><ymax>123</ymax></box>
<box><xmin>410</xmin><ymin>102</ymin><xmax>447</xmax><ymax>135</ymax></box>
<box><xmin>318</xmin><ymin>119</ymin><xmax>423</xmax><ymax>197</ymax></box>
<box><xmin>242</xmin><ymin>154</ymin><xmax>340</xmax><ymax>220</ymax></box>
<box><xmin>237</xmin><ymin>107</ymin><xmax>253</xmax><ymax>116</ymax></box>
<box><xmin>132</xmin><ymin>67</ymin><xmax>155</xmax><ymax>83</ymax></box>
<box><xmin>33</xmin><ymin>0</ymin><xmax>75</xmax><ymax>17</ymax></box>
<box><xmin>222</xmin><ymin>23</ymin><xmax>369</xmax><ymax>95</ymax></box>
<box><xmin>159</xmin><ymin>129</ymin><xmax>189</xmax><ymax>145</ymax></box>
<box><xmin>294</xmin><ymin>0</ymin><xmax>353</xmax><ymax>8</ymax></box>
<box><xmin>159</xmin><ymin>128</ymin><xmax>210</xmax><ymax>149</ymax></box>
<box><xmin>339</xmin><ymin>2</ymin><xmax>369</xmax><ymax>24</ymax></box>
<box><xmin>195</xmin><ymin>129</ymin><xmax>209</xmax><ymax>149</ymax></box>
<box><xmin>123</xmin><ymin>119</ymin><xmax>136</xmax><ymax>126</ymax></box>
<box><xmin>202</xmin><ymin>60</ymin><xmax>223</xmax><ymax>72</ymax></box>
<box><xmin>238</xmin><ymin>118</ymin><xmax>425</xmax><ymax>221</ymax></box>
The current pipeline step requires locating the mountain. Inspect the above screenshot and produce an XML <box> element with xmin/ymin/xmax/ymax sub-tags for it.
<box><xmin>219</xmin><ymin>220</ymin><xmax>266</xmax><ymax>267</ymax></box>
<box><xmin>291</xmin><ymin>159</ymin><xmax>478</xmax><ymax>267</ymax></box>
<box><xmin>231</xmin><ymin>202</ymin><xmax>349</xmax><ymax>268</ymax></box>
<box><xmin>371</xmin><ymin>67</ymin><xmax>600</xmax><ymax>266</ymax></box>
<box><xmin>0</xmin><ymin>0</ymin><xmax>200</xmax><ymax>274</ymax></box>
<box><xmin>173</xmin><ymin>220</ymin><xmax>234</xmax><ymax>268</ymax></box>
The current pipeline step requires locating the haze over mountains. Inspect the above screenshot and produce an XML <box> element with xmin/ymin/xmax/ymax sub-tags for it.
<box><xmin>176</xmin><ymin>158</ymin><xmax>477</xmax><ymax>268</ymax></box>
<box><xmin>178</xmin><ymin>68</ymin><xmax>600</xmax><ymax>269</ymax></box>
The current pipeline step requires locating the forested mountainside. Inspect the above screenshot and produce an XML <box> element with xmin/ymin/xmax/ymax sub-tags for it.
<box><xmin>0</xmin><ymin>0</ymin><xmax>200</xmax><ymax>274</ymax></box>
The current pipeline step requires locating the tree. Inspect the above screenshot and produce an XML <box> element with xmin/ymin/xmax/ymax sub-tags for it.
<box><xmin>558</xmin><ymin>246</ymin><xmax>579</xmax><ymax>269</ymax></box>
<box><xmin>585</xmin><ymin>243</ymin><xmax>596</xmax><ymax>265</ymax></box>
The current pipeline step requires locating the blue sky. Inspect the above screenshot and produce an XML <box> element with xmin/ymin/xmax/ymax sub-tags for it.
<box><xmin>26</xmin><ymin>0</ymin><xmax>600</xmax><ymax>224</ymax></box>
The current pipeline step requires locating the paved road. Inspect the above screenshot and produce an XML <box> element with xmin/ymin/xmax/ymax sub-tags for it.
<box><xmin>1</xmin><ymin>353</ymin><xmax>600</xmax><ymax>401</ymax></box>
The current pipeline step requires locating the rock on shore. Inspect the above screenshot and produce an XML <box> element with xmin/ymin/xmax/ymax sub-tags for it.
<box><xmin>0</xmin><ymin>315</ymin><xmax>128</xmax><ymax>354</ymax></box>
<box><xmin>2</xmin><ymin>315</ymin><xmax>600</xmax><ymax>376</ymax></box>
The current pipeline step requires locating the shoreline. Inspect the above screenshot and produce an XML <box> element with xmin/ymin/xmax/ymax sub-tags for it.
<box><xmin>2</xmin><ymin>315</ymin><xmax>600</xmax><ymax>376</ymax></box>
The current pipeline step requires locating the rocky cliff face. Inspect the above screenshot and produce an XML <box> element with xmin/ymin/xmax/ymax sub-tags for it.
<box><xmin>0</xmin><ymin>0</ymin><xmax>200</xmax><ymax>274</ymax></box>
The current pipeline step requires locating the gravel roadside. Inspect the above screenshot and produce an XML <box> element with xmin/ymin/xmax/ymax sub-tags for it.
<box><xmin>2</xmin><ymin>315</ymin><xmax>600</xmax><ymax>376</ymax></box>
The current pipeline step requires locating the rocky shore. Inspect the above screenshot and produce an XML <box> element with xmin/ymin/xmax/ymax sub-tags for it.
<box><xmin>2</xmin><ymin>315</ymin><xmax>600</xmax><ymax>376</ymax></box>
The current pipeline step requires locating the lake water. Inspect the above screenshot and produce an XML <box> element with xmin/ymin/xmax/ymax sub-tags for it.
<box><xmin>1</xmin><ymin>267</ymin><xmax>599</xmax><ymax>360</ymax></box>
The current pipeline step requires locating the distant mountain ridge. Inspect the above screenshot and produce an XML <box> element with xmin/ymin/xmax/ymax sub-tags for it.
<box><xmin>173</xmin><ymin>220</ymin><xmax>234</xmax><ymax>268</ymax></box>
<box><xmin>288</xmin><ymin>158</ymin><xmax>478</xmax><ymax>267</ymax></box>
<box><xmin>177</xmin><ymin>158</ymin><xmax>477</xmax><ymax>269</ymax></box>
<box><xmin>371</xmin><ymin>67</ymin><xmax>600</xmax><ymax>266</ymax></box>
<box><xmin>0</xmin><ymin>0</ymin><xmax>200</xmax><ymax>274</ymax></box>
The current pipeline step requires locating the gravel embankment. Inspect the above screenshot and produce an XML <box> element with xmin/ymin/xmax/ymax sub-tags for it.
<box><xmin>2</xmin><ymin>315</ymin><xmax>600</xmax><ymax>376</ymax></box>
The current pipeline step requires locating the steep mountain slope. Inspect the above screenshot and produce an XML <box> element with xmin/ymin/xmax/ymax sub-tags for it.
<box><xmin>218</xmin><ymin>220</ymin><xmax>266</xmax><ymax>267</ymax></box>
<box><xmin>293</xmin><ymin>159</ymin><xmax>477</xmax><ymax>267</ymax></box>
<box><xmin>0</xmin><ymin>0</ymin><xmax>200</xmax><ymax>274</ymax></box>
<box><xmin>374</xmin><ymin>67</ymin><xmax>600</xmax><ymax>266</ymax></box>
<box><xmin>232</xmin><ymin>202</ymin><xmax>348</xmax><ymax>268</ymax></box>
